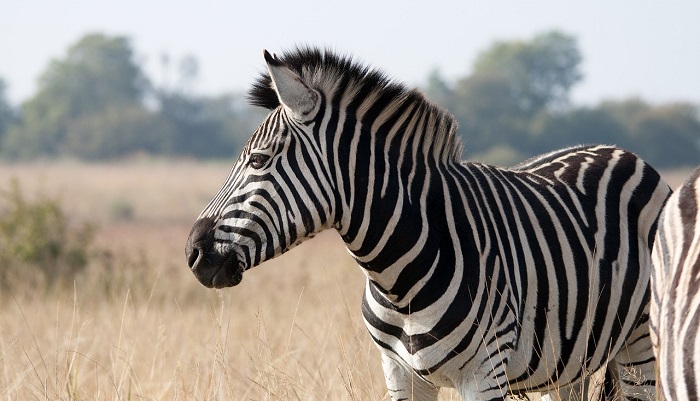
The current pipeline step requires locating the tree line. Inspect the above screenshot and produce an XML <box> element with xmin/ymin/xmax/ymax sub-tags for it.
<box><xmin>0</xmin><ymin>32</ymin><xmax>698</xmax><ymax>168</ymax></box>
<box><xmin>0</xmin><ymin>34</ymin><xmax>263</xmax><ymax>160</ymax></box>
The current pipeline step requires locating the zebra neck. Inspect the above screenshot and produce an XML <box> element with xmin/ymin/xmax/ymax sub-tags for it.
<box><xmin>327</xmin><ymin>93</ymin><xmax>463</xmax><ymax>297</ymax></box>
<box><xmin>332</xmin><ymin>97</ymin><xmax>459</xmax><ymax>237</ymax></box>
<box><xmin>338</xmin><ymin>157</ymin><xmax>457</xmax><ymax>301</ymax></box>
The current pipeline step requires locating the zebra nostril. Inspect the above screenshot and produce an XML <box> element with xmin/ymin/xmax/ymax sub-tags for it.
<box><xmin>185</xmin><ymin>217</ymin><xmax>216</xmax><ymax>270</ymax></box>
<box><xmin>187</xmin><ymin>246</ymin><xmax>200</xmax><ymax>269</ymax></box>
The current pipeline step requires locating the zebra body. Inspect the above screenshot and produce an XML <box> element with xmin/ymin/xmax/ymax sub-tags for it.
<box><xmin>651</xmin><ymin>167</ymin><xmax>700</xmax><ymax>401</ymax></box>
<box><xmin>185</xmin><ymin>48</ymin><xmax>670</xmax><ymax>400</ymax></box>
<box><xmin>362</xmin><ymin>147</ymin><xmax>664</xmax><ymax>400</ymax></box>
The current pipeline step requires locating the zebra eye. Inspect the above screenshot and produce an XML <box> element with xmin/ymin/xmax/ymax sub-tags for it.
<box><xmin>248</xmin><ymin>153</ymin><xmax>270</xmax><ymax>169</ymax></box>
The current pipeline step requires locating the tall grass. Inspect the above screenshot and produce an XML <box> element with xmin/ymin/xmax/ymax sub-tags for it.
<box><xmin>0</xmin><ymin>161</ymin><xmax>394</xmax><ymax>400</ymax></box>
<box><xmin>0</xmin><ymin>232</ymin><xmax>390</xmax><ymax>400</ymax></box>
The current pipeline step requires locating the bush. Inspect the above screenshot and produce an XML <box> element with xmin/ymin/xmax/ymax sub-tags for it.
<box><xmin>0</xmin><ymin>179</ymin><xmax>94</xmax><ymax>293</ymax></box>
<box><xmin>110</xmin><ymin>199</ymin><xmax>135</xmax><ymax>221</ymax></box>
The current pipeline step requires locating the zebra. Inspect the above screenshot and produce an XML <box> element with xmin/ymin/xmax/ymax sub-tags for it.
<box><xmin>651</xmin><ymin>166</ymin><xmax>700</xmax><ymax>401</ymax></box>
<box><xmin>185</xmin><ymin>47</ymin><xmax>670</xmax><ymax>400</ymax></box>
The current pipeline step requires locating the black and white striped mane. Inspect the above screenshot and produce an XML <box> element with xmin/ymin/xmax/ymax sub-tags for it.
<box><xmin>248</xmin><ymin>47</ymin><xmax>463</xmax><ymax>162</ymax></box>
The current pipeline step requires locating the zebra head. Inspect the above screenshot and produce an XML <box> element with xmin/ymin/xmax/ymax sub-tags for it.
<box><xmin>185</xmin><ymin>50</ymin><xmax>336</xmax><ymax>288</ymax></box>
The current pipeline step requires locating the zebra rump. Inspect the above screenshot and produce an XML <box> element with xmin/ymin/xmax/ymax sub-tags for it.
<box><xmin>652</xmin><ymin>166</ymin><xmax>700</xmax><ymax>401</ymax></box>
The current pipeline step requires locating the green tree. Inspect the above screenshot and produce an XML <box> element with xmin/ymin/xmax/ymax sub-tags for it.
<box><xmin>2</xmin><ymin>33</ymin><xmax>148</xmax><ymax>158</ymax></box>
<box><xmin>452</xmin><ymin>73</ymin><xmax>531</xmax><ymax>156</ymax></box>
<box><xmin>65</xmin><ymin>105</ymin><xmax>172</xmax><ymax>160</ymax></box>
<box><xmin>421</xmin><ymin>33</ymin><xmax>700</xmax><ymax>168</ymax></box>
<box><xmin>424</xmin><ymin>68</ymin><xmax>453</xmax><ymax>108</ymax></box>
<box><xmin>147</xmin><ymin>53</ymin><xmax>256</xmax><ymax>158</ymax></box>
<box><xmin>443</xmin><ymin>31</ymin><xmax>583</xmax><ymax>160</ymax></box>
<box><xmin>0</xmin><ymin>80</ymin><xmax>15</xmax><ymax>143</ymax></box>
<box><xmin>529</xmin><ymin>107</ymin><xmax>632</xmax><ymax>152</ymax></box>
<box><xmin>156</xmin><ymin>91</ymin><xmax>260</xmax><ymax>158</ymax></box>
<box><xmin>599</xmin><ymin>100</ymin><xmax>700</xmax><ymax>167</ymax></box>
<box><xmin>472</xmin><ymin>31</ymin><xmax>582</xmax><ymax>114</ymax></box>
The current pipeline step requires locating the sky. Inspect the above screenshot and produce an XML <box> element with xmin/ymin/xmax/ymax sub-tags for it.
<box><xmin>2</xmin><ymin>0</ymin><xmax>700</xmax><ymax>107</ymax></box>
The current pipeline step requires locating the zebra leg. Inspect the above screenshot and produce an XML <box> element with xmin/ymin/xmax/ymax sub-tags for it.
<box><xmin>542</xmin><ymin>362</ymin><xmax>624</xmax><ymax>401</ymax></box>
<box><xmin>601</xmin><ymin>360</ymin><xmax>623</xmax><ymax>400</ymax></box>
<box><xmin>524</xmin><ymin>363</ymin><xmax>623</xmax><ymax>401</ymax></box>
<box><xmin>545</xmin><ymin>366</ymin><xmax>611</xmax><ymax>401</ymax></box>
<box><xmin>454</xmin><ymin>377</ymin><xmax>508</xmax><ymax>401</ymax></box>
<box><xmin>453</xmin><ymin>363</ymin><xmax>510</xmax><ymax>401</ymax></box>
<box><xmin>381</xmin><ymin>353</ymin><xmax>439</xmax><ymax>401</ymax></box>
<box><xmin>611</xmin><ymin>315</ymin><xmax>656</xmax><ymax>401</ymax></box>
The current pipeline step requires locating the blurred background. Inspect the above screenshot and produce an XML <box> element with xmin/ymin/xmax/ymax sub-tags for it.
<box><xmin>0</xmin><ymin>1</ymin><xmax>698</xmax><ymax>400</ymax></box>
<box><xmin>2</xmin><ymin>1</ymin><xmax>700</xmax><ymax>166</ymax></box>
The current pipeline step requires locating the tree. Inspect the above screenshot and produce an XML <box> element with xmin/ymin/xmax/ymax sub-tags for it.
<box><xmin>423</xmin><ymin>32</ymin><xmax>700</xmax><ymax>168</ymax></box>
<box><xmin>156</xmin><ymin>90</ymin><xmax>260</xmax><ymax>158</ymax></box>
<box><xmin>438</xmin><ymin>32</ymin><xmax>581</xmax><ymax>160</ymax></box>
<box><xmin>452</xmin><ymin>73</ymin><xmax>531</xmax><ymax>155</ymax></box>
<box><xmin>0</xmin><ymin>79</ymin><xmax>16</xmax><ymax>144</ymax></box>
<box><xmin>443</xmin><ymin>31</ymin><xmax>583</xmax><ymax>160</ymax></box>
<box><xmin>529</xmin><ymin>107</ymin><xmax>631</xmax><ymax>152</ymax></box>
<box><xmin>472</xmin><ymin>31</ymin><xmax>582</xmax><ymax>114</ymax></box>
<box><xmin>64</xmin><ymin>105</ymin><xmax>172</xmax><ymax>160</ymax></box>
<box><xmin>2</xmin><ymin>33</ymin><xmax>149</xmax><ymax>158</ymax></box>
<box><xmin>598</xmin><ymin>99</ymin><xmax>700</xmax><ymax>167</ymax></box>
<box><xmin>424</xmin><ymin>68</ymin><xmax>453</xmax><ymax>108</ymax></box>
<box><xmin>41</xmin><ymin>33</ymin><xmax>147</xmax><ymax>113</ymax></box>
<box><xmin>153</xmin><ymin>53</ymin><xmax>255</xmax><ymax>158</ymax></box>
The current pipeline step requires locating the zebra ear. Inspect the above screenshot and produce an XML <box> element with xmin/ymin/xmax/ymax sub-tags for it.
<box><xmin>264</xmin><ymin>50</ymin><xmax>318</xmax><ymax>118</ymax></box>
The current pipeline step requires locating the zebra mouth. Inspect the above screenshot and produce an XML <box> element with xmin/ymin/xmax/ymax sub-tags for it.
<box><xmin>192</xmin><ymin>250</ymin><xmax>244</xmax><ymax>289</ymax></box>
<box><xmin>187</xmin><ymin>247</ymin><xmax>244</xmax><ymax>289</ymax></box>
<box><xmin>186</xmin><ymin>217</ymin><xmax>246</xmax><ymax>289</ymax></box>
<box><xmin>211</xmin><ymin>253</ymin><xmax>245</xmax><ymax>288</ymax></box>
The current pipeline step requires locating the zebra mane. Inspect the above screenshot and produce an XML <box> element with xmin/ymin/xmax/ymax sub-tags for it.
<box><xmin>248</xmin><ymin>46</ymin><xmax>463</xmax><ymax>162</ymax></box>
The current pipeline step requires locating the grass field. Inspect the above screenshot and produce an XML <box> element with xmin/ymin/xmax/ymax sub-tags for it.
<box><xmin>0</xmin><ymin>160</ymin><xmax>393</xmax><ymax>401</ymax></box>
<box><xmin>0</xmin><ymin>160</ymin><xmax>693</xmax><ymax>400</ymax></box>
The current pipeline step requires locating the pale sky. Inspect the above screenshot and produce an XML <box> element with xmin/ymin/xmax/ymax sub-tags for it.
<box><xmin>2</xmin><ymin>0</ymin><xmax>699</xmax><ymax>107</ymax></box>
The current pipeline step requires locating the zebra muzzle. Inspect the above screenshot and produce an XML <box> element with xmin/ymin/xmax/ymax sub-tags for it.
<box><xmin>186</xmin><ymin>217</ymin><xmax>244</xmax><ymax>288</ymax></box>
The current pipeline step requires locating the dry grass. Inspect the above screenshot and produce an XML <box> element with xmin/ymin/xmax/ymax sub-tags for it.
<box><xmin>0</xmin><ymin>243</ymin><xmax>387</xmax><ymax>401</ymax></box>
<box><xmin>0</xmin><ymin>160</ymin><xmax>391</xmax><ymax>400</ymax></box>
<box><xmin>0</xmin><ymin>160</ymin><xmax>691</xmax><ymax>400</ymax></box>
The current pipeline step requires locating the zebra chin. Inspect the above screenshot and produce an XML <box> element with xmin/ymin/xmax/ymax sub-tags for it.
<box><xmin>186</xmin><ymin>217</ymin><xmax>245</xmax><ymax>289</ymax></box>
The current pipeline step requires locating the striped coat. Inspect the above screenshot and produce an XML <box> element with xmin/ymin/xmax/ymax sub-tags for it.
<box><xmin>186</xmin><ymin>47</ymin><xmax>670</xmax><ymax>400</ymax></box>
<box><xmin>652</xmin><ymin>167</ymin><xmax>700</xmax><ymax>401</ymax></box>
